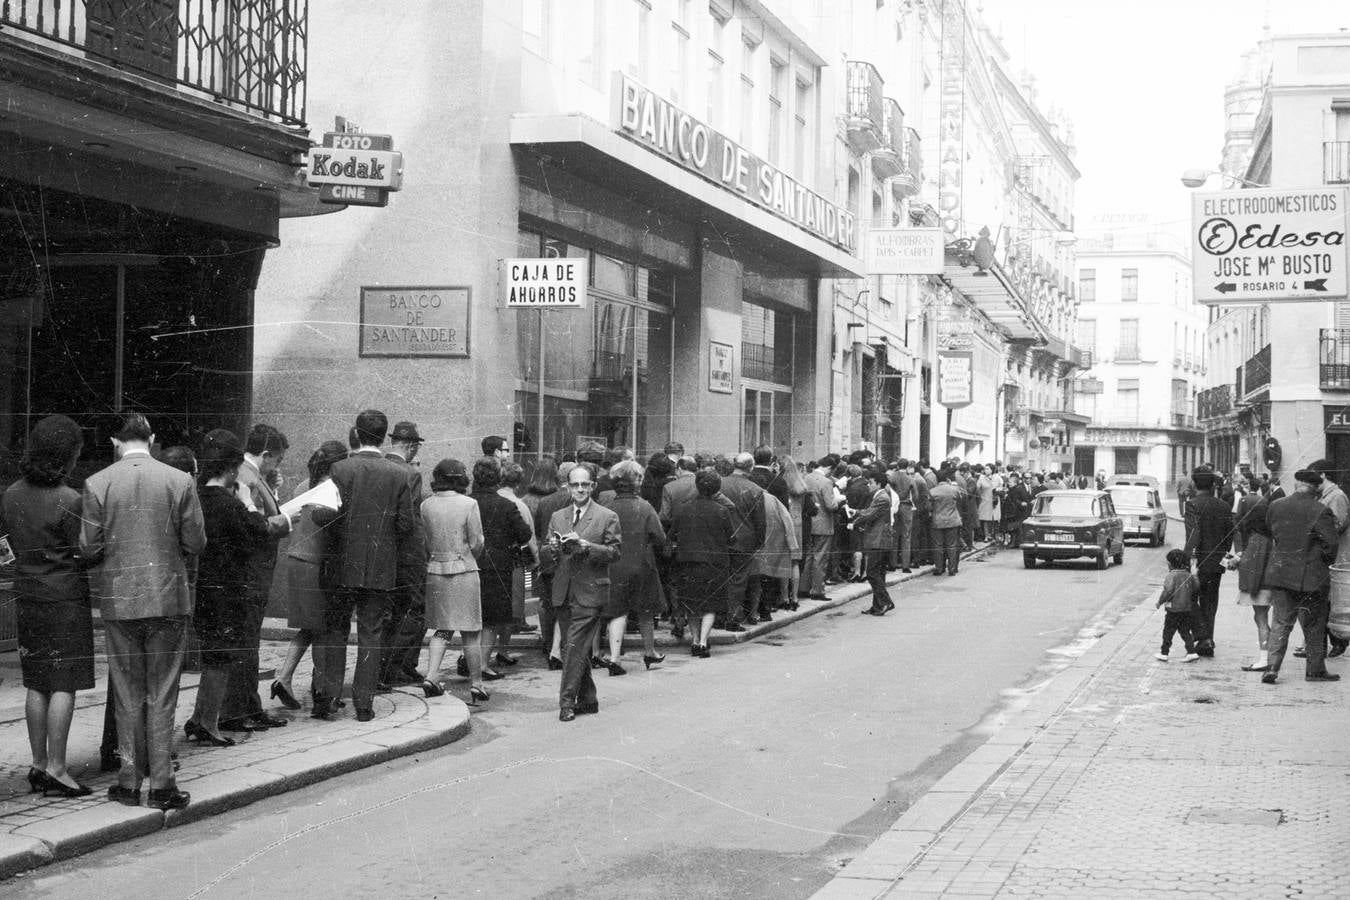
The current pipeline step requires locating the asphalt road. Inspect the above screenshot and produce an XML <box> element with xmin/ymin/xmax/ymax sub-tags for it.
<box><xmin>14</xmin><ymin>536</ymin><xmax>1171</xmax><ymax>899</ymax></box>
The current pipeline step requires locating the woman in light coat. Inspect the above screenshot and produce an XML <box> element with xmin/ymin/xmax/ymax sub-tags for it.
<box><xmin>422</xmin><ymin>459</ymin><xmax>488</xmax><ymax>704</ymax></box>
<box><xmin>977</xmin><ymin>465</ymin><xmax>997</xmax><ymax>541</ymax></box>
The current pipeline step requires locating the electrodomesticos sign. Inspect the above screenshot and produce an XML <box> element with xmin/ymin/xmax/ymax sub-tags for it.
<box><xmin>1191</xmin><ymin>187</ymin><xmax>1348</xmax><ymax>303</ymax></box>
<box><xmin>613</xmin><ymin>73</ymin><xmax>856</xmax><ymax>254</ymax></box>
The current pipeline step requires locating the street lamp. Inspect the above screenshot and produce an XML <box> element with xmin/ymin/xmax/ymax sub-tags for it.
<box><xmin>1179</xmin><ymin>168</ymin><xmax>1267</xmax><ymax>189</ymax></box>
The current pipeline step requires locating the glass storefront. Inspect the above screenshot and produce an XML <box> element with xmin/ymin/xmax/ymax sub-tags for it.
<box><xmin>515</xmin><ymin>229</ymin><xmax>674</xmax><ymax>456</ymax></box>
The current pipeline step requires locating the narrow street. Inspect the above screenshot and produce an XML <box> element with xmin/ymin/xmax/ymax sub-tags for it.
<box><xmin>14</xmin><ymin>539</ymin><xmax>1168</xmax><ymax>899</ymax></box>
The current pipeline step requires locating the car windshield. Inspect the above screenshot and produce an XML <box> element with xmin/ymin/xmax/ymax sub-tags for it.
<box><xmin>1109</xmin><ymin>488</ymin><xmax>1154</xmax><ymax>508</ymax></box>
<box><xmin>1033</xmin><ymin>494</ymin><xmax>1096</xmax><ymax>517</ymax></box>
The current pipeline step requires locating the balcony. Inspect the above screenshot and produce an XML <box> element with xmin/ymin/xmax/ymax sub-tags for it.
<box><xmin>891</xmin><ymin>126</ymin><xmax>923</xmax><ymax>198</ymax></box>
<box><xmin>1325</xmin><ymin>141</ymin><xmax>1350</xmax><ymax>185</ymax></box>
<box><xmin>1172</xmin><ymin>413</ymin><xmax>1197</xmax><ymax>429</ymax></box>
<box><xmin>1320</xmin><ymin>328</ymin><xmax>1350</xmax><ymax>389</ymax></box>
<box><xmin>845</xmin><ymin>60</ymin><xmax>884</xmax><ymax>154</ymax></box>
<box><xmin>1243</xmin><ymin>343</ymin><xmax>1271</xmax><ymax>397</ymax></box>
<box><xmin>0</xmin><ymin>0</ymin><xmax>307</xmax><ymax>125</ymax></box>
<box><xmin>871</xmin><ymin>98</ymin><xmax>905</xmax><ymax>180</ymax></box>
<box><xmin>1197</xmin><ymin>384</ymin><xmax>1233</xmax><ymax>419</ymax></box>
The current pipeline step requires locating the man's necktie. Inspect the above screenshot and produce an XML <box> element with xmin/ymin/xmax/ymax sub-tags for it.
<box><xmin>573</xmin><ymin>506</ymin><xmax>582</xmax><ymax>528</ymax></box>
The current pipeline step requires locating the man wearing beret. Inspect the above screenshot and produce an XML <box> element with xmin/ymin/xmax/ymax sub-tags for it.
<box><xmin>1261</xmin><ymin>470</ymin><xmax>1341</xmax><ymax>684</ymax></box>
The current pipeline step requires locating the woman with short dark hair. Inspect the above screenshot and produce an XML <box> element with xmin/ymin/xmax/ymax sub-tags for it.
<box><xmin>470</xmin><ymin>457</ymin><xmax>532</xmax><ymax>680</ymax></box>
<box><xmin>2</xmin><ymin>415</ymin><xmax>95</xmax><ymax>797</ymax></box>
<box><xmin>669</xmin><ymin>469</ymin><xmax>734</xmax><ymax>658</ymax></box>
<box><xmin>422</xmin><ymin>459</ymin><xmax>488</xmax><ymax>703</ymax></box>
<box><xmin>185</xmin><ymin>429</ymin><xmax>271</xmax><ymax>746</ymax></box>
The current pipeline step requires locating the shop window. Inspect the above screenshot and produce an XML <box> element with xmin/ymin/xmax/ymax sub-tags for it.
<box><xmin>1114</xmin><ymin>447</ymin><xmax>1139</xmax><ymax>475</ymax></box>
<box><xmin>514</xmin><ymin>228</ymin><xmax>673</xmax><ymax>455</ymax></box>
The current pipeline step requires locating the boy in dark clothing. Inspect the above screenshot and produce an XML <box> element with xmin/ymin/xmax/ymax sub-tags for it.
<box><xmin>1156</xmin><ymin>549</ymin><xmax>1201</xmax><ymax>662</ymax></box>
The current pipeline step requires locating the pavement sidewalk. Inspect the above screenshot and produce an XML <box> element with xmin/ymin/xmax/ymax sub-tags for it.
<box><xmin>0</xmin><ymin>542</ymin><xmax>993</xmax><ymax>882</ymax></box>
<box><xmin>815</xmin><ymin>563</ymin><xmax>1350</xmax><ymax>899</ymax></box>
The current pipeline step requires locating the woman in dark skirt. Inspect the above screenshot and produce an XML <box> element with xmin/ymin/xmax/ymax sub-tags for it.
<box><xmin>597</xmin><ymin>459</ymin><xmax>668</xmax><ymax>672</ymax></box>
<box><xmin>668</xmin><ymin>469</ymin><xmax>734</xmax><ymax>658</ymax></box>
<box><xmin>270</xmin><ymin>440</ymin><xmax>347</xmax><ymax>711</ymax></box>
<box><xmin>2</xmin><ymin>415</ymin><xmax>95</xmax><ymax>797</ymax></box>
<box><xmin>184</xmin><ymin>430</ymin><xmax>270</xmax><ymax>746</ymax></box>
<box><xmin>469</xmin><ymin>457</ymin><xmax>531</xmax><ymax>680</ymax></box>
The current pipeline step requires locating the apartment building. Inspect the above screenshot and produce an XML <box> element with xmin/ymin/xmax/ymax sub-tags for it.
<box><xmin>1073</xmin><ymin>228</ymin><xmax>1206</xmax><ymax>484</ymax></box>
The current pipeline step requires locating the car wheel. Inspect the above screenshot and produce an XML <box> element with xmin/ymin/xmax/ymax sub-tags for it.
<box><xmin>1113</xmin><ymin>544</ymin><xmax>1125</xmax><ymax>565</ymax></box>
<box><xmin>1096</xmin><ymin>546</ymin><xmax>1108</xmax><ymax>570</ymax></box>
<box><xmin>1147</xmin><ymin>528</ymin><xmax>1159</xmax><ymax>548</ymax></box>
<box><xmin>1159</xmin><ymin>523</ymin><xmax>1166</xmax><ymax>543</ymax></box>
<box><xmin>1023</xmin><ymin>552</ymin><xmax>1037</xmax><ymax>569</ymax></box>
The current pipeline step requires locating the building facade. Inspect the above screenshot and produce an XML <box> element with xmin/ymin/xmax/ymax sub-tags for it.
<box><xmin>241</xmin><ymin>0</ymin><xmax>1080</xmax><ymax>478</ymax></box>
<box><xmin>0</xmin><ymin>2</ymin><xmax>316</xmax><ymax>483</ymax></box>
<box><xmin>1200</xmin><ymin>32</ymin><xmax>1350</xmax><ymax>486</ymax></box>
<box><xmin>1072</xmin><ymin>228</ymin><xmax>1206</xmax><ymax>485</ymax></box>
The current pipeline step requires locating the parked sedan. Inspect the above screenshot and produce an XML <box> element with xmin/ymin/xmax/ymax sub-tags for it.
<box><xmin>1106</xmin><ymin>484</ymin><xmax>1167</xmax><ymax>546</ymax></box>
<box><xmin>1019</xmin><ymin>489</ymin><xmax>1125</xmax><ymax>570</ymax></box>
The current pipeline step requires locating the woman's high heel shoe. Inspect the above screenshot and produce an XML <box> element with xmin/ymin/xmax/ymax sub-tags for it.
<box><xmin>643</xmin><ymin>654</ymin><xmax>665</xmax><ymax>670</ymax></box>
<box><xmin>27</xmin><ymin>767</ymin><xmax>50</xmax><ymax>793</ymax></box>
<box><xmin>270</xmin><ymin>680</ymin><xmax>301</xmax><ymax>710</ymax></box>
<box><xmin>547</xmin><ymin>655</ymin><xmax>564</xmax><ymax>670</ymax></box>
<box><xmin>481</xmin><ymin>668</ymin><xmax>504</xmax><ymax>681</ymax></box>
<box><xmin>468</xmin><ymin>686</ymin><xmax>490</xmax><ymax>705</ymax></box>
<box><xmin>421</xmin><ymin>679</ymin><xmax>445</xmax><ymax>698</ymax></box>
<box><xmin>492</xmin><ymin>652</ymin><xmax>518</xmax><ymax>667</ymax></box>
<box><xmin>43</xmin><ymin>778</ymin><xmax>93</xmax><ymax>799</ymax></box>
<box><xmin>185</xmin><ymin>721</ymin><xmax>236</xmax><ymax>747</ymax></box>
<box><xmin>605</xmin><ymin>659</ymin><xmax>626</xmax><ymax>676</ymax></box>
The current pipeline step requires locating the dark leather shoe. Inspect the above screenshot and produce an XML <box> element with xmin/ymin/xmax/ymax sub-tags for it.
<box><xmin>252</xmin><ymin>713</ymin><xmax>287</xmax><ymax>729</ymax></box>
<box><xmin>559</xmin><ymin>709</ymin><xmax>576</xmax><ymax>722</ymax></box>
<box><xmin>808</xmin><ymin>594</ymin><xmax>828</xmax><ymax>601</ymax></box>
<box><xmin>147</xmin><ymin>788</ymin><xmax>190</xmax><ymax>811</ymax></box>
<box><xmin>1329</xmin><ymin>643</ymin><xmax>1349</xmax><ymax>658</ymax></box>
<box><xmin>270</xmin><ymin>681</ymin><xmax>302</xmax><ymax>710</ymax></box>
<box><xmin>1306</xmin><ymin>672</ymin><xmax>1341</xmax><ymax>682</ymax></box>
<box><xmin>606</xmin><ymin>660</ymin><xmax>626</xmax><ymax>676</ymax></box>
<box><xmin>355</xmin><ymin>708</ymin><xmax>375</xmax><ymax>722</ymax></box>
<box><xmin>107</xmin><ymin>785</ymin><xmax>141</xmax><ymax>806</ymax></box>
<box><xmin>547</xmin><ymin>655</ymin><xmax>564</xmax><ymax>670</ymax></box>
<box><xmin>1261</xmin><ymin>672</ymin><xmax>1278</xmax><ymax>685</ymax></box>
<box><xmin>219</xmin><ymin>719</ymin><xmax>258</xmax><ymax>733</ymax></box>
<box><xmin>1293</xmin><ymin>647</ymin><xmax>1307</xmax><ymax>658</ymax></box>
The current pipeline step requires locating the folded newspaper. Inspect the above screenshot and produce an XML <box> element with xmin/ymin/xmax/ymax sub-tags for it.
<box><xmin>279</xmin><ymin>479</ymin><xmax>341</xmax><ymax>518</ymax></box>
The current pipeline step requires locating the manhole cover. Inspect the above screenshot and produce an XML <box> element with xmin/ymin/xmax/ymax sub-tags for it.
<box><xmin>1186</xmin><ymin>808</ymin><xmax>1283</xmax><ymax>826</ymax></box>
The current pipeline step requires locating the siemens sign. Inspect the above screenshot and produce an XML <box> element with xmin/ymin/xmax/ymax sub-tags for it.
<box><xmin>612</xmin><ymin>72</ymin><xmax>856</xmax><ymax>254</ymax></box>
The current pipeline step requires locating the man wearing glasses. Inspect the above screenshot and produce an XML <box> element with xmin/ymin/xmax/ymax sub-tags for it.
<box><xmin>542</xmin><ymin>462</ymin><xmax>622</xmax><ymax>721</ymax></box>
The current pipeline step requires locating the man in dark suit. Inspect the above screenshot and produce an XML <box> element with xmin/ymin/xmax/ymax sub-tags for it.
<box><xmin>717</xmin><ymin>453</ymin><xmax>766</xmax><ymax>629</ymax></box>
<box><xmin>1262</xmin><ymin>469</ymin><xmax>1341</xmax><ymax>684</ymax></box>
<box><xmin>889</xmin><ymin>459</ymin><xmax>916</xmax><ymax>573</ymax></box>
<box><xmin>543</xmin><ymin>462</ymin><xmax>622</xmax><ymax>721</ymax></box>
<box><xmin>222</xmin><ymin>423</ymin><xmax>292</xmax><ymax>732</ymax></box>
<box><xmin>802</xmin><ymin>455</ymin><xmax>840</xmax><ymax>599</ymax></box>
<box><xmin>312</xmin><ymin>410</ymin><xmax>415</xmax><ymax>721</ymax></box>
<box><xmin>82</xmin><ymin>413</ymin><xmax>205</xmax><ymax>810</ymax></box>
<box><xmin>853</xmin><ymin>466</ymin><xmax>895</xmax><ymax>615</ymax></box>
<box><xmin>381</xmin><ymin>421</ymin><xmax>430</xmax><ymax>686</ymax></box>
<box><xmin>1183</xmin><ymin>468</ymin><xmax>1234</xmax><ymax>657</ymax></box>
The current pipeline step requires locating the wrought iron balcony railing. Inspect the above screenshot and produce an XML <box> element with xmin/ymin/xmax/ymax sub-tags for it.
<box><xmin>872</xmin><ymin>97</ymin><xmax>905</xmax><ymax>180</ymax></box>
<box><xmin>845</xmin><ymin>60</ymin><xmax>884</xmax><ymax>154</ymax></box>
<box><xmin>1</xmin><ymin>0</ymin><xmax>307</xmax><ymax>126</ymax></box>
<box><xmin>1325</xmin><ymin>141</ymin><xmax>1350</xmax><ymax>185</ymax></box>
<box><xmin>1320</xmin><ymin>328</ymin><xmax>1350</xmax><ymax>389</ymax></box>
<box><xmin>1243</xmin><ymin>343</ymin><xmax>1271</xmax><ymax>396</ymax></box>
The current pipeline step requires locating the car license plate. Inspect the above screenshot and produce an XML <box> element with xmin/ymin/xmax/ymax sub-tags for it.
<box><xmin>1047</xmin><ymin>533</ymin><xmax>1072</xmax><ymax>542</ymax></box>
<box><xmin>1139</xmin><ymin>516</ymin><xmax>1152</xmax><ymax>523</ymax></box>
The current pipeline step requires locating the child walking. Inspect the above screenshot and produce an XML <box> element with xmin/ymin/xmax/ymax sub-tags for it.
<box><xmin>1156</xmin><ymin>548</ymin><xmax>1201</xmax><ymax>662</ymax></box>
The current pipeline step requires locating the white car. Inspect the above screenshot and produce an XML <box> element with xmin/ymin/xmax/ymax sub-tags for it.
<box><xmin>1106</xmin><ymin>484</ymin><xmax>1167</xmax><ymax>547</ymax></box>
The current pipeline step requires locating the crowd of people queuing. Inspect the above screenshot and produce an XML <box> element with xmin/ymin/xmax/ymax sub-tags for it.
<box><xmin>1166</xmin><ymin>462</ymin><xmax>1348</xmax><ymax>683</ymax></box>
<box><xmin>0</xmin><ymin>403</ymin><xmax>1138</xmax><ymax>808</ymax></box>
